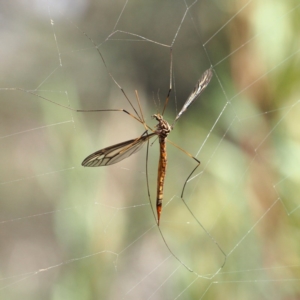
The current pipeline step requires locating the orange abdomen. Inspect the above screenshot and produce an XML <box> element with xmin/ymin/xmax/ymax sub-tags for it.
<box><xmin>156</xmin><ymin>138</ymin><xmax>167</xmax><ymax>225</ymax></box>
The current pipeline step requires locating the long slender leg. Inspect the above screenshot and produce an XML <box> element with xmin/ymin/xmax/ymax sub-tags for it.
<box><xmin>144</xmin><ymin>132</ymin><xmax>194</xmax><ymax>273</ymax></box>
<box><xmin>167</xmin><ymin>138</ymin><xmax>227</xmax><ymax>266</ymax></box>
<box><xmin>9</xmin><ymin>87</ymin><xmax>146</xmax><ymax>126</ymax></box>
<box><xmin>8</xmin><ymin>27</ymin><xmax>147</xmax><ymax>127</ymax></box>
<box><xmin>66</xmin><ymin>23</ymin><xmax>143</xmax><ymax>121</ymax></box>
<box><xmin>161</xmin><ymin>48</ymin><xmax>173</xmax><ymax>116</ymax></box>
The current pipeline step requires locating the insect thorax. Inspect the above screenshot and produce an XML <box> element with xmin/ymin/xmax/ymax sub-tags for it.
<box><xmin>152</xmin><ymin>114</ymin><xmax>171</xmax><ymax>140</ymax></box>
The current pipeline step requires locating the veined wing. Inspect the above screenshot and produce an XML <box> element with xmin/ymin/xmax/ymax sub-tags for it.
<box><xmin>82</xmin><ymin>133</ymin><xmax>156</xmax><ymax>167</ymax></box>
<box><xmin>174</xmin><ymin>68</ymin><xmax>213</xmax><ymax>123</ymax></box>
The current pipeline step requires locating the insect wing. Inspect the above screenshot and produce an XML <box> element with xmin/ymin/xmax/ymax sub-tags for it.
<box><xmin>82</xmin><ymin>133</ymin><xmax>156</xmax><ymax>167</ymax></box>
<box><xmin>174</xmin><ymin>68</ymin><xmax>213</xmax><ymax>122</ymax></box>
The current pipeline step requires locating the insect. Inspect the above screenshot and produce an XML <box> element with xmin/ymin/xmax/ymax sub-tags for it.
<box><xmin>10</xmin><ymin>35</ymin><xmax>212</xmax><ymax>226</ymax></box>
<box><xmin>9</xmin><ymin>45</ymin><xmax>224</xmax><ymax>273</ymax></box>
<box><xmin>81</xmin><ymin>68</ymin><xmax>213</xmax><ymax>225</ymax></box>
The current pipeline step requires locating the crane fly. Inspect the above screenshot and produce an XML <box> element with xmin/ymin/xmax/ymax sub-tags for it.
<box><xmin>81</xmin><ymin>68</ymin><xmax>213</xmax><ymax>225</ymax></box>
<box><xmin>9</xmin><ymin>47</ymin><xmax>226</xmax><ymax>273</ymax></box>
<box><xmin>8</xmin><ymin>31</ymin><xmax>212</xmax><ymax>226</ymax></box>
<box><xmin>6</xmin><ymin>24</ymin><xmax>227</xmax><ymax>271</ymax></box>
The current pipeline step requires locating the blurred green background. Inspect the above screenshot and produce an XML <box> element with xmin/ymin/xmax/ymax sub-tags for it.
<box><xmin>1</xmin><ymin>0</ymin><xmax>300</xmax><ymax>299</ymax></box>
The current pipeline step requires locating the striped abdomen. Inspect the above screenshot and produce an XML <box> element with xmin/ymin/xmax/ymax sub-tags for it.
<box><xmin>156</xmin><ymin>137</ymin><xmax>167</xmax><ymax>225</ymax></box>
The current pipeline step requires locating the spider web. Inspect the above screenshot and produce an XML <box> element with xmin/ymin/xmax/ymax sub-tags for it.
<box><xmin>1</xmin><ymin>0</ymin><xmax>300</xmax><ymax>299</ymax></box>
